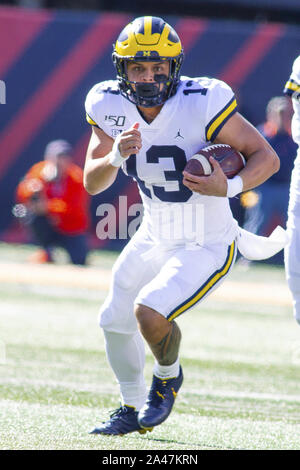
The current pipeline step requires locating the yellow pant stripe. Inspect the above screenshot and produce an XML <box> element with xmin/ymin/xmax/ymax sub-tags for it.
<box><xmin>167</xmin><ymin>241</ymin><xmax>236</xmax><ymax>322</ymax></box>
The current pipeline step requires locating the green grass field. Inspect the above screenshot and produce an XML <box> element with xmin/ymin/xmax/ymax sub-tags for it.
<box><xmin>0</xmin><ymin>242</ymin><xmax>300</xmax><ymax>451</ymax></box>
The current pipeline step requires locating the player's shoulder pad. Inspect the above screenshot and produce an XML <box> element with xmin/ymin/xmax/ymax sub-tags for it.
<box><xmin>85</xmin><ymin>80</ymin><xmax>120</xmax><ymax>127</ymax></box>
<box><xmin>85</xmin><ymin>80</ymin><xmax>119</xmax><ymax>108</ymax></box>
<box><xmin>195</xmin><ymin>77</ymin><xmax>237</xmax><ymax>142</ymax></box>
<box><xmin>293</xmin><ymin>55</ymin><xmax>300</xmax><ymax>75</ymax></box>
<box><xmin>284</xmin><ymin>55</ymin><xmax>300</xmax><ymax>100</ymax></box>
<box><xmin>179</xmin><ymin>76</ymin><xmax>233</xmax><ymax>96</ymax></box>
<box><xmin>179</xmin><ymin>76</ymin><xmax>211</xmax><ymax>97</ymax></box>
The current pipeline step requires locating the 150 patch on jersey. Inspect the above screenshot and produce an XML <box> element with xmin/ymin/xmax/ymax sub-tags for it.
<box><xmin>105</xmin><ymin>115</ymin><xmax>126</xmax><ymax>126</ymax></box>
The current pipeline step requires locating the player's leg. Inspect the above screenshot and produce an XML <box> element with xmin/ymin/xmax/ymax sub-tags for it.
<box><xmin>90</xmin><ymin>231</ymin><xmax>159</xmax><ymax>435</ymax></box>
<box><xmin>134</xmin><ymin>304</ymin><xmax>183</xmax><ymax>429</ymax></box>
<box><xmin>103</xmin><ymin>329</ymin><xmax>147</xmax><ymax>410</ymax></box>
<box><xmin>29</xmin><ymin>215</ymin><xmax>57</xmax><ymax>261</ymax></box>
<box><xmin>284</xmin><ymin>164</ymin><xmax>300</xmax><ymax>326</ymax></box>
<box><xmin>61</xmin><ymin>233</ymin><xmax>89</xmax><ymax>265</ymax></box>
<box><xmin>91</xmin><ymin>329</ymin><xmax>150</xmax><ymax>436</ymax></box>
<box><xmin>285</xmin><ymin>210</ymin><xmax>300</xmax><ymax>325</ymax></box>
<box><xmin>135</xmin><ymin>240</ymin><xmax>237</xmax><ymax>429</ymax></box>
<box><xmin>135</xmin><ymin>306</ymin><xmax>181</xmax><ymax>375</ymax></box>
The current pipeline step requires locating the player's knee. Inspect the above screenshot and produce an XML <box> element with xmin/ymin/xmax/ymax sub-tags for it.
<box><xmin>134</xmin><ymin>303</ymin><xmax>169</xmax><ymax>341</ymax></box>
<box><xmin>286</xmin><ymin>274</ymin><xmax>300</xmax><ymax>295</ymax></box>
<box><xmin>295</xmin><ymin>312</ymin><xmax>300</xmax><ymax>326</ymax></box>
<box><xmin>286</xmin><ymin>276</ymin><xmax>300</xmax><ymax>326</ymax></box>
<box><xmin>98</xmin><ymin>298</ymin><xmax>137</xmax><ymax>334</ymax></box>
<box><xmin>98</xmin><ymin>300</ymin><xmax>112</xmax><ymax>329</ymax></box>
<box><xmin>111</xmin><ymin>263</ymin><xmax>136</xmax><ymax>291</ymax></box>
<box><xmin>293</xmin><ymin>299</ymin><xmax>300</xmax><ymax>326</ymax></box>
<box><xmin>135</xmin><ymin>304</ymin><xmax>151</xmax><ymax>329</ymax></box>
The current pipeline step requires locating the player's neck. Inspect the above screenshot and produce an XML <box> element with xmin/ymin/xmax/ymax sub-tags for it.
<box><xmin>137</xmin><ymin>104</ymin><xmax>164</xmax><ymax>123</ymax></box>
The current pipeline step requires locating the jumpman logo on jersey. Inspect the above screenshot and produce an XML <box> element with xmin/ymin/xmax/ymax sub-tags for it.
<box><xmin>174</xmin><ymin>129</ymin><xmax>184</xmax><ymax>139</ymax></box>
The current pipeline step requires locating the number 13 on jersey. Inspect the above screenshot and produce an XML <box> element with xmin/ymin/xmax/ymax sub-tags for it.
<box><xmin>125</xmin><ymin>144</ymin><xmax>193</xmax><ymax>203</ymax></box>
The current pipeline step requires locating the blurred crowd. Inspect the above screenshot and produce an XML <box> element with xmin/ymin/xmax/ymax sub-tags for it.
<box><xmin>242</xmin><ymin>96</ymin><xmax>297</xmax><ymax>235</ymax></box>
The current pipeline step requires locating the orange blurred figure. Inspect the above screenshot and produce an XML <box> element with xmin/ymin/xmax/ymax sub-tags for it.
<box><xmin>15</xmin><ymin>140</ymin><xmax>90</xmax><ymax>264</ymax></box>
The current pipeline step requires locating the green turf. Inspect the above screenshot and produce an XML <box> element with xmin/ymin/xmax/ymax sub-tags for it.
<box><xmin>0</xmin><ymin>241</ymin><xmax>119</xmax><ymax>268</ymax></box>
<box><xmin>0</xmin><ymin>242</ymin><xmax>300</xmax><ymax>450</ymax></box>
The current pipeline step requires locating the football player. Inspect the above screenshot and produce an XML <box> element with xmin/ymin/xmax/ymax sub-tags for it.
<box><xmin>284</xmin><ymin>55</ymin><xmax>300</xmax><ymax>326</ymax></box>
<box><xmin>84</xmin><ymin>16</ymin><xmax>280</xmax><ymax>435</ymax></box>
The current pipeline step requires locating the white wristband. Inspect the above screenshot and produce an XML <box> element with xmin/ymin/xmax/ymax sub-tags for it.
<box><xmin>108</xmin><ymin>136</ymin><xmax>128</xmax><ymax>168</ymax></box>
<box><xmin>226</xmin><ymin>175</ymin><xmax>243</xmax><ymax>198</ymax></box>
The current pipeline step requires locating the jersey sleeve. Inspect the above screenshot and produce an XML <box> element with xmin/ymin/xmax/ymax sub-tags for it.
<box><xmin>204</xmin><ymin>79</ymin><xmax>237</xmax><ymax>142</ymax></box>
<box><xmin>85</xmin><ymin>84</ymin><xmax>101</xmax><ymax>128</ymax></box>
<box><xmin>84</xmin><ymin>80</ymin><xmax>121</xmax><ymax>136</ymax></box>
<box><xmin>86</xmin><ymin>113</ymin><xmax>99</xmax><ymax>128</ymax></box>
<box><xmin>284</xmin><ymin>55</ymin><xmax>300</xmax><ymax>101</ymax></box>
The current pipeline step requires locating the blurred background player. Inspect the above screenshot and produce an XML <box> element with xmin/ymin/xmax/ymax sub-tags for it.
<box><xmin>283</xmin><ymin>55</ymin><xmax>300</xmax><ymax>325</ymax></box>
<box><xmin>14</xmin><ymin>139</ymin><xmax>90</xmax><ymax>265</ymax></box>
<box><xmin>242</xmin><ymin>96</ymin><xmax>297</xmax><ymax>252</ymax></box>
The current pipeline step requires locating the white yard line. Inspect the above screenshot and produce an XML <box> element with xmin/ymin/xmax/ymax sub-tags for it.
<box><xmin>2</xmin><ymin>376</ymin><xmax>300</xmax><ymax>404</ymax></box>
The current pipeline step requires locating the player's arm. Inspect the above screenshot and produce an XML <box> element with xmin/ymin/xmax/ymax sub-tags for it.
<box><xmin>214</xmin><ymin>112</ymin><xmax>280</xmax><ymax>191</ymax></box>
<box><xmin>83</xmin><ymin>123</ymin><xmax>141</xmax><ymax>195</ymax></box>
<box><xmin>183</xmin><ymin>113</ymin><xmax>280</xmax><ymax>197</ymax></box>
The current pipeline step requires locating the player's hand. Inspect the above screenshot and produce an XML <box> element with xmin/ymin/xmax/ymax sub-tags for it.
<box><xmin>182</xmin><ymin>156</ymin><xmax>228</xmax><ymax>197</ymax></box>
<box><xmin>117</xmin><ymin>122</ymin><xmax>142</xmax><ymax>158</ymax></box>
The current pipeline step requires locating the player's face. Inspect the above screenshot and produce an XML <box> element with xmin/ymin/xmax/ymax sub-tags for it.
<box><xmin>127</xmin><ymin>61</ymin><xmax>170</xmax><ymax>85</ymax></box>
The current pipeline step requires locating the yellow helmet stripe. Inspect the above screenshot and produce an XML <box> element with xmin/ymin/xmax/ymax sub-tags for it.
<box><xmin>144</xmin><ymin>17</ymin><xmax>152</xmax><ymax>39</ymax></box>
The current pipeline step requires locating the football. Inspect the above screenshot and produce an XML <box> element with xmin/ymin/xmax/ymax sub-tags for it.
<box><xmin>184</xmin><ymin>144</ymin><xmax>246</xmax><ymax>179</ymax></box>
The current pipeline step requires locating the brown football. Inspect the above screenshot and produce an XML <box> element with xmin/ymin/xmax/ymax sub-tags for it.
<box><xmin>184</xmin><ymin>144</ymin><xmax>246</xmax><ymax>179</ymax></box>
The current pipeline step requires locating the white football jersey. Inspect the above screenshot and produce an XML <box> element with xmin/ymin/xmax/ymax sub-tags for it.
<box><xmin>284</xmin><ymin>56</ymin><xmax>300</xmax><ymax>205</ymax></box>
<box><xmin>284</xmin><ymin>55</ymin><xmax>300</xmax><ymax>147</ymax></box>
<box><xmin>85</xmin><ymin>76</ymin><xmax>239</xmax><ymax>247</ymax></box>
